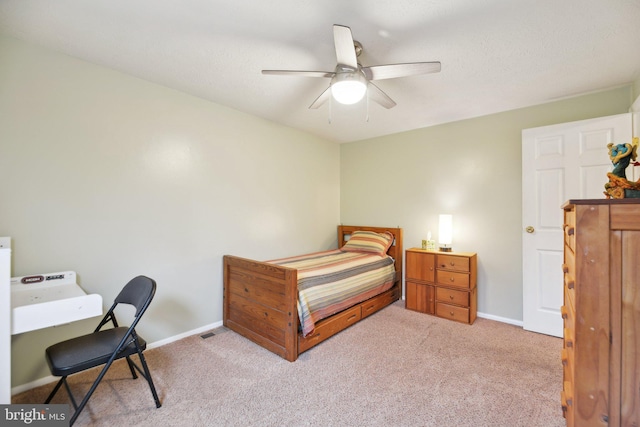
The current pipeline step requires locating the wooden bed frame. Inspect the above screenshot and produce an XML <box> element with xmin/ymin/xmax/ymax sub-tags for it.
<box><xmin>223</xmin><ymin>225</ymin><xmax>403</xmax><ymax>362</ymax></box>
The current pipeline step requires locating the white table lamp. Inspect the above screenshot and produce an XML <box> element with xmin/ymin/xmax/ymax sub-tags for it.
<box><xmin>439</xmin><ymin>214</ymin><xmax>453</xmax><ymax>252</ymax></box>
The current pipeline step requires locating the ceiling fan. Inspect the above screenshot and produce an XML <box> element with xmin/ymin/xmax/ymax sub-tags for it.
<box><xmin>262</xmin><ymin>24</ymin><xmax>441</xmax><ymax>109</ymax></box>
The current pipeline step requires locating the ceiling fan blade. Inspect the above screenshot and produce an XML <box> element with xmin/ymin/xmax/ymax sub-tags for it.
<box><xmin>262</xmin><ymin>70</ymin><xmax>335</xmax><ymax>78</ymax></box>
<box><xmin>333</xmin><ymin>25</ymin><xmax>358</xmax><ymax>69</ymax></box>
<box><xmin>363</xmin><ymin>62</ymin><xmax>441</xmax><ymax>80</ymax></box>
<box><xmin>309</xmin><ymin>87</ymin><xmax>332</xmax><ymax>109</ymax></box>
<box><xmin>367</xmin><ymin>82</ymin><xmax>397</xmax><ymax>109</ymax></box>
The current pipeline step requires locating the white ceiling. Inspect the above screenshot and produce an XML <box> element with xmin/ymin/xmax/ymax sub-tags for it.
<box><xmin>1</xmin><ymin>0</ymin><xmax>639</xmax><ymax>143</ymax></box>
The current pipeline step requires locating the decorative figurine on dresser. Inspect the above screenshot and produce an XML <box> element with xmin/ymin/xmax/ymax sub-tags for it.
<box><xmin>560</xmin><ymin>198</ymin><xmax>640</xmax><ymax>426</ymax></box>
<box><xmin>405</xmin><ymin>247</ymin><xmax>477</xmax><ymax>324</ymax></box>
<box><xmin>604</xmin><ymin>136</ymin><xmax>640</xmax><ymax>198</ymax></box>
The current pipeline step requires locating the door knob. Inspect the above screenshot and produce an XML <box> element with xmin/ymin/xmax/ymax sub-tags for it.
<box><xmin>525</xmin><ymin>226</ymin><xmax>535</xmax><ymax>233</ymax></box>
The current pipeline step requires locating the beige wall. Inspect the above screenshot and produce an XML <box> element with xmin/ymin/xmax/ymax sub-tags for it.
<box><xmin>340</xmin><ymin>86</ymin><xmax>632</xmax><ymax>322</ymax></box>
<box><xmin>0</xmin><ymin>35</ymin><xmax>340</xmax><ymax>388</ymax></box>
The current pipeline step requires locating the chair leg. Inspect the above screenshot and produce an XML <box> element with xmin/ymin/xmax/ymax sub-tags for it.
<box><xmin>44</xmin><ymin>377</ymin><xmax>65</xmax><ymax>404</ymax></box>
<box><xmin>62</xmin><ymin>378</ymin><xmax>78</xmax><ymax>410</ymax></box>
<box><xmin>68</xmin><ymin>359</ymin><xmax>117</xmax><ymax>426</ymax></box>
<box><xmin>125</xmin><ymin>356</ymin><xmax>138</xmax><ymax>379</ymax></box>
<box><xmin>137</xmin><ymin>351</ymin><xmax>162</xmax><ymax>408</ymax></box>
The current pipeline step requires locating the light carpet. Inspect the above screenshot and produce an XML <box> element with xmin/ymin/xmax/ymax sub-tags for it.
<box><xmin>13</xmin><ymin>301</ymin><xmax>565</xmax><ymax>426</ymax></box>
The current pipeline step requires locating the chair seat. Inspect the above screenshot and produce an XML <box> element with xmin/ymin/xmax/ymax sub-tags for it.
<box><xmin>46</xmin><ymin>327</ymin><xmax>147</xmax><ymax>377</ymax></box>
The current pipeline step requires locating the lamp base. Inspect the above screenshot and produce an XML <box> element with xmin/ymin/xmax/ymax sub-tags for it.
<box><xmin>439</xmin><ymin>246</ymin><xmax>452</xmax><ymax>252</ymax></box>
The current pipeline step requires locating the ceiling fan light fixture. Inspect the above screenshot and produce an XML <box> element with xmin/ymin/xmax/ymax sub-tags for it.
<box><xmin>331</xmin><ymin>73</ymin><xmax>367</xmax><ymax>105</ymax></box>
<box><xmin>262</xmin><ymin>25</ymin><xmax>441</xmax><ymax>111</ymax></box>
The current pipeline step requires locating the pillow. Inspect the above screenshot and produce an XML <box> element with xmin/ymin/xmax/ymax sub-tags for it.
<box><xmin>341</xmin><ymin>230</ymin><xmax>394</xmax><ymax>256</ymax></box>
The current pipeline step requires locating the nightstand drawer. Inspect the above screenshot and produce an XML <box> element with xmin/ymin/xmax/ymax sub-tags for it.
<box><xmin>437</xmin><ymin>254</ymin><xmax>470</xmax><ymax>272</ymax></box>
<box><xmin>436</xmin><ymin>270</ymin><xmax>470</xmax><ymax>289</ymax></box>
<box><xmin>435</xmin><ymin>287</ymin><xmax>469</xmax><ymax>307</ymax></box>
<box><xmin>436</xmin><ymin>302</ymin><xmax>470</xmax><ymax>323</ymax></box>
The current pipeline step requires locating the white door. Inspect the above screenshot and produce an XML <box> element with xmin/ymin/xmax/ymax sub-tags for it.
<box><xmin>522</xmin><ymin>113</ymin><xmax>632</xmax><ymax>336</ymax></box>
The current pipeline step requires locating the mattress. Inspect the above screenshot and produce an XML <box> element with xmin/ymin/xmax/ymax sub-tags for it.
<box><xmin>268</xmin><ymin>249</ymin><xmax>396</xmax><ymax>336</ymax></box>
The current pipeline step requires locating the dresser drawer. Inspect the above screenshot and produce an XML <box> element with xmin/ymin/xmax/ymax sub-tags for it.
<box><xmin>562</xmin><ymin>346</ymin><xmax>574</xmax><ymax>384</ymax></box>
<box><xmin>437</xmin><ymin>254</ymin><xmax>470</xmax><ymax>273</ymax></box>
<box><xmin>564</xmin><ymin>278</ymin><xmax>575</xmax><ymax>315</ymax></box>
<box><xmin>436</xmin><ymin>302</ymin><xmax>470</xmax><ymax>323</ymax></box>
<box><xmin>564</xmin><ymin>210</ymin><xmax>576</xmax><ymax>253</ymax></box>
<box><xmin>436</xmin><ymin>270</ymin><xmax>470</xmax><ymax>289</ymax></box>
<box><xmin>561</xmin><ymin>304</ymin><xmax>574</xmax><ymax>333</ymax></box>
<box><xmin>563</xmin><ymin>246</ymin><xmax>575</xmax><ymax>277</ymax></box>
<box><xmin>561</xmin><ymin>381</ymin><xmax>574</xmax><ymax>425</ymax></box>
<box><xmin>436</xmin><ymin>287</ymin><xmax>469</xmax><ymax>307</ymax></box>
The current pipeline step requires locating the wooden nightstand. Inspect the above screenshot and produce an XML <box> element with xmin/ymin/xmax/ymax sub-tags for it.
<box><xmin>405</xmin><ymin>248</ymin><xmax>477</xmax><ymax>324</ymax></box>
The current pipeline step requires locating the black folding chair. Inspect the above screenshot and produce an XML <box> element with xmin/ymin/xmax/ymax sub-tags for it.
<box><xmin>44</xmin><ymin>275</ymin><xmax>162</xmax><ymax>425</ymax></box>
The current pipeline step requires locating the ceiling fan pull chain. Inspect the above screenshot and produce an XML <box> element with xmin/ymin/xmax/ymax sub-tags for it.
<box><xmin>328</xmin><ymin>96</ymin><xmax>332</xmax><ymax>124</ymax></box>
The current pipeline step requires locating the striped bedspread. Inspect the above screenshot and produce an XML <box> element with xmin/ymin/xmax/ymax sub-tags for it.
<box><xmin>268</xmin><ymin>249</ymin><xmax>396</xmax><ymax>337</ymax></box>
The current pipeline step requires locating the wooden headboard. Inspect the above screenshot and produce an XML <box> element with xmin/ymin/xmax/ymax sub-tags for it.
<box><xmin>337</xmin><ymin>225</ymin><xmax>404</xmax><ymax>284</ymax></box>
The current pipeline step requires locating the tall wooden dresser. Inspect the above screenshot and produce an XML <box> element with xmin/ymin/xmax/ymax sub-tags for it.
<box><xmin>561</xmin><ymin>199</ymin><xmax>640</xmax><ymax>426</ymax></box>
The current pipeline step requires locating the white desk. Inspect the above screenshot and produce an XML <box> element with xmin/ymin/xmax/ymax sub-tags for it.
<box><xmin>1</xmin><ymin>269</ymin><xmax>102</xmax><ymax>403</ymax></box>
<box><xmin>11</xmin><ymin>272</ymin><xmax>102</xmax><ymax>335</ymax></box>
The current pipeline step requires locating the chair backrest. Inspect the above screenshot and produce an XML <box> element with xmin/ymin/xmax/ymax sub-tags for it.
<box><xmin>114</xmin><ymin>275</ymin><xmax>156</xmax><ymax>318</ymax></box>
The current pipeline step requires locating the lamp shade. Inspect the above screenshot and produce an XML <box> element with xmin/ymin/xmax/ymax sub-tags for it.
<box><xmin>438</xmin><ymin>214</ymin><xmax>453</xmax><ymax>250</ymax></box>
<box><xmin>331</xmin><ymin>72</ymin><xmax>367</xmax><ymax>105</ymax></box>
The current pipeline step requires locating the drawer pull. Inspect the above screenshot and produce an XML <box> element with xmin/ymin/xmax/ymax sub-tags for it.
<box><xmin>564</xmin><ymin>225</ymin><xmax>575</xmax><ymax>236</ymax></box>
<box><xmin>561</xmin><ymin>306</ymin><xmax>568</xmax><ymax>319</ymax></box>
<box><xmin>450</xmin><ymin>277</ymin><xmax>455</xmax><ymax>282</ymax></box>
<box><xmin>449</xmin><ymin>311</ymin><xmax>455</xmax><ymax>316</ymax></box>
<box><xmin>563</xmin><ymin>381</ymin><xmax>573</xmax><ymax>406</ymax></box>
<box><xmin>449</xmin><ymin>295</ymin><xmax>454</xmax><ymax>300</ymax></box>
<box><xmin>564</xmin><ymin>328</ymin><xmax>574</xmax><ymax>348</ymax></box>
<box><xmin>561</xmin><ymin>263</ymin><xmax>569</xmax><ymax>273</ymax></box>
<box><xmin>561</xmin><ymin>349</ymin><xmax>568</xmax><ymax>366</ymax></box>
<box><xmin>564</xmin><ymin>275</ymin><xmax>575</xmax><ymax>289</ymax></box>
<box><xmin>449</xmin><ymin>261</ymin><xmax>455</xmax><ymax>266</ymax></box>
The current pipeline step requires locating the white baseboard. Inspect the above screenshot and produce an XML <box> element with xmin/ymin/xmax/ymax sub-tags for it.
<box><xmin>146</xmin><ymin>320</ymin><xmax>223</xmax><ymax>350</ymax></box>
<box><xmin>11</xmin><ymin>375</ymin><xmax>58</xmax><ymax>396</ymax></box>
<box><xmin>11</xmin><ymin>320</ymin><xmax>224</xmax><ymax>396</ymax></box>
<box><xmin>477</xmin><ymin>311</ymin><xmax>523</xmax><ymax>327</ymax></box>
<box><xmin>401</xmin><ymin>296</ymin><xmax>524</xmax><ymax>327</ymax></box>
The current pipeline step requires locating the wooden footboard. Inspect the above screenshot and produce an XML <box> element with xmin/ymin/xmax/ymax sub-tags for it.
<box><xmin>223</xmin><ymin>255</ymin><xmax>299</xmax><ymax>361</ymax></box>
<box><xmin>223</xmin><ymin>225</ymin><xmax>403</xmax><ymax>361</ymax></box>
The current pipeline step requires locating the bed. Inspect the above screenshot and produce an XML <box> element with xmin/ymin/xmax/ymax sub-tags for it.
<box><xmin>223</xmin><ymin>225</ymin><xmax>403</xmax><ymax>361</ymax></box>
